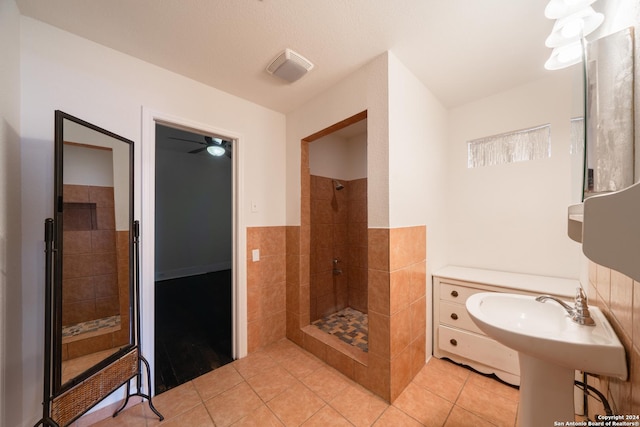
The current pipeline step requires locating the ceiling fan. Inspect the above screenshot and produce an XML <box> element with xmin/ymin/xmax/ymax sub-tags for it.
<box><xmin>169</xmin><ymin>135</ymin><xmax>231</xmax><ymax>157</ymax></box>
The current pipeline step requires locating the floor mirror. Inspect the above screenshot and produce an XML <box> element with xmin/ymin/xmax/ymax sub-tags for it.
<box><xmin>35</xmin><ymin>111</ymin><xmax>163</xmax><ymax>426</ymax></box>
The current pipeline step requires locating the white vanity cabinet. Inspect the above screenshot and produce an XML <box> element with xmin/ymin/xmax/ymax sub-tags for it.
<box><xmin>433</xmin><ymin>266</ymin><xmax>578</xmax><ymax>386</ymax></box>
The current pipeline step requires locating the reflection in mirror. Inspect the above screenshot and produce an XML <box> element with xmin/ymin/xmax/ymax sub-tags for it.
<box><xmin>569</xmin><ymin>47</ymin><xmax>586</xmax><ymax>204</ymax></box>
<box><xmin>56</xmin><ymin>115</ymin><xmax>133</xmax><ymax>393</ymax></box>
<box><xmin>37</xmin><ymin>112</ymin><xmax>161</xmax><ymax>427</ymax></box>
<box><xmin>584</xmin><ymin>27</ymin><xmax>635</xmax><ymax>197</ymax></box>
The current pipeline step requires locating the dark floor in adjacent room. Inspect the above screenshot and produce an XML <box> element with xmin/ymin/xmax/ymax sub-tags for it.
<box><xmin>154</xmin><ymin>270</ymin><xmax>233</xmax><ymax>394</ymax></box>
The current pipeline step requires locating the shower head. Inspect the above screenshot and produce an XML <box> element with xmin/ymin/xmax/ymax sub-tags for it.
<box><xmin>333</xmin><ymin>180</ymin><xmax>345</xmax><ymax>191</ymax></box>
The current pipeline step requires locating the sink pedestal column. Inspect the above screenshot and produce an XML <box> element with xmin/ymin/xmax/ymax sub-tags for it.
<box><xmin>518</xmin><ymin>353</ymin><xmax>575</xmax><ymax>427</ymax></box>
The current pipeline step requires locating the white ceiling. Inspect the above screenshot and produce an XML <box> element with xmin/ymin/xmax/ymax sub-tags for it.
<box><xmin>16</xmin><ymin>0</ymin><xmax>557</xmax><ymax>113</ymax></box>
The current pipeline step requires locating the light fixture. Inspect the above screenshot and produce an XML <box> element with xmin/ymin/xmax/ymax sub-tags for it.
<box><xmin>543</xmin><ymin>0</ymin><xmax>604</xmax><ymax>70</ymax></box>
<box><xmin>545</xmin><ymin>7</ymin><xmax>604</xmax><ymax>47</ymax></box>
<box><xmin>544</xmin><ymin>0</ymin><xmax>596</xmax><ymax>19</ymax></box>
<box><xmin>207</xmin><ymin>144</ymin><xmax>225</xmax><ymax>157</ymax></box>
<box><xmin>266</xmin><ymin>48</ymin><xmax>314</xmax><ymax>83</ymax></box>
<box><xmin>544</xmin><ymin>40</ymin><xmax>584</xmax><ymax>70</ymax></box>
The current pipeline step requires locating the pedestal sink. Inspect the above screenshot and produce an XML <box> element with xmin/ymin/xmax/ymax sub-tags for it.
<box><xmin>466</xmin><ymin>292</ymin><xmax>627</xmax><ymax>427</ymax></box>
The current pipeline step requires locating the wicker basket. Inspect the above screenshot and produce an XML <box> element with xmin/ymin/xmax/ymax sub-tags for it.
<box><xmin>51</xmin><ymin>348</ymin><xmax>138</xmax><ymax>426</ymax></box>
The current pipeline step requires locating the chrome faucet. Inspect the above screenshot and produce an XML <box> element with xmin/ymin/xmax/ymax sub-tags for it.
<box><xmin>535</xmin><ymin>287</ymin><xmax>595</xmax><ymax>326</ymax></box>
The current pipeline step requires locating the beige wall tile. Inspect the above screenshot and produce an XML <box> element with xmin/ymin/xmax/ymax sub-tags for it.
<box><xmin>409</xmin><ymin>333</ymin><xmax>426</xmax><ymax>379</ymax></box>
<box><xmin>597</xmin><ymin>264</ymin><xmax>611</xmax><ymax>306</ymax></box>
<box><xmin>591</xmin><ymin>262</ymin><xmax>640</xmax><ymax>418</ymax></box>
<box><xmin>247</xmin><ymin>226</ymin><xmax>287</xmax><ymax>351</ymax></box>
<box><xmin>634</xmin><ymin>281</ymin><xmax>640</xmax><ymax>347</ymax></box>
<box><xmin>326</xmin><ymin>345</ymin><xmax>355</xmax><ymax>379</ymax></box>
<box><xmin>89</xmin><ymin>186</ymin><xmax>115</xmax><ymax>207</ymax></box>
<box><xmin>368</xmin><ymin>228</ymin><xmax>390</xmax><ymax>271</ymax></box>
<box><xmin>410</xmin><ymin>296</ymin><xmax>426</xmax><ymax>342</ymax></box>
<box><xmin>390</xmin><ymin>307</ymin><xmax>411</xmax><ymax>358</ymax></box>
<box><xmin>368</xmin><ymin>310</ymin><xmax>390</xmax><ymax>358</ymax></box>
<box><xmin>390</xmin><ymin>346</ymin><xmax>412</xmax><ymax>401</ymax></box>
<box><xmin>611</xmin><ymin>270</ymin><xmax>633</xmax><ymax>339</ymax></box>
<box><xmin>285</xmin><ymin>225</ymin><xmax>299</xmax><ymax>253</ymax></box>
<box><xmin>369</xmin><ymin>269</ymin><xmax>390</xmax><ymax>314</ymax></box>
<box><xmin>63</xmin><ymin>184</ymin><xmax>90</xmax><ymax>202</ymax></box>
<box><xmin>389</xmin><ymin>226</ymin><xmax>426</xmax><ymax>272</ymax></box>
<box><xmin>409</xmin><ymin>261</ymin><xmax>426</xmax><ymax>303</ymax></box>
<box><xmin>631</xmin><ymin>345</ymin><xmax>640</xmax><ymax>416</ymax></box>
<box><xmin>390</xmin><ymin>268</ymin><xmax>411</xmax><ymax>314</ymax></box>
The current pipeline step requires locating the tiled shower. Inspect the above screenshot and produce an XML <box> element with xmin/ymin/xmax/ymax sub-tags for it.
<box><xmin>292</xmin><ymin>133</ymin><xmax>426</xmax><ymax>402</ymax></box>
<box><xmin>309</xmin><ymin>175</ymin><xmax>368</xmax><ymax>321</ymax></box>
<box><xmin>309</xmin><ymin>175</ymin><xmax>369</xmax><ymax>352</ymax></box>
<box><xmin>61</xmin><ymin>184</ymin><xmax>130</xmax><ymax>361</ymax></box>
<box><xmin>246</xmin><ymin>114</ymin><xmax>427</xmax><ymax>402</ymax></box>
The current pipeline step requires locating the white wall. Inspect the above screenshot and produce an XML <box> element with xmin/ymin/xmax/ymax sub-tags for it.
<box><xmin>308</xmin><ymin>131</ymin><xmax>367</xmax><ymax>181</ymax></box>
<box><xmin>289</xmin><ymin>52</ymin><xmax>449</xmax><ymax>358</ymax></box>
<box><xmin>347</xmin><ymin>133</ymin><xmax>368</xmax><ymax>180</ymax></box>
<box><xmin>155</xmin><ymin>147</ymin><xmax>232</xmax><ymax>280</ymax></box>
<box><xmin>287</xmin><ymin>53</ymin><xmax>389</xmax><ymax>227</ymax></box>
<box><xmin>446</xmin><ymin>71</ymin><xmax>582</xmax><ymax>279</ymax></box>
<box><xmin>1</xmin><ymin>1</ymin><xmax>22</xmax><ymax>426</ymax></box>
<box><xmin>387</xmin><ymin>52</ymin><xmax>448</xmax><ymax>231</ymax></box>
<box><xmin>64</xmin><ymin>119</ymin><xmax>131</xmax><ymax>230</ymax></box>
<box><xmin>387</xmin><ymin>52</ymin><xmax>449</xmax><ymax>357</ymax></box>
<box><xmin>19</xmin><ymin>16</ymin><xmax>285</xmax><ymax>425</ymax></box>
<box><xmin>64</xmin><ymin>145</ymin><xmax>114</xmax><ymax>187</ymax></box>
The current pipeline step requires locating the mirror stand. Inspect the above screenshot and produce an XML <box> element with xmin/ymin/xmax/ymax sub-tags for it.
<box><xmin>34</xmin><ymin>219</ymin><xmax>57</xmax><ymax>427</ymax></box>
<box><xmin>113</xmin><ymin>221</ymin><xmax>163</xmax><ymax>421</ymax></box>
<box><xmin>35</xmin><ymin>220</ymin><xmax>163</xmax><ymax>427</ymax></box>
<box><xmin>35</xmin><ymin>111</ymin><xmax>164</xmax><ymax>426</ymax></box>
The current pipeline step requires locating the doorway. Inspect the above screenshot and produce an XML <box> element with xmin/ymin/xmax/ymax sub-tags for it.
<box><xmin>153</xmin><ymin>124</ymin><xmax>234</xmax><ymax>393</ymax></box>
<box><xmin>303</xmin><ymin>112</ymin><xmax>369</xmax><ymax>354</ymax></box>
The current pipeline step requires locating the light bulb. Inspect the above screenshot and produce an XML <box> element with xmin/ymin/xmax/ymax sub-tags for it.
<box><xmin>557</xmin><ymin>44</ymin><xmax>582</xmax><ymax>62</ymax></box>
<box><xmin>561</xmin><ymin>19</ymin><xmax>584</xmax><ymax>38</ymax></box>
<box><xmin>207</xmin><ymin>145</ymin><xmax>226</xmax><ymax>156</ymax></box>
<box><xmin>544</xmin><ymin>40</ymin><xmax>583</xmax><ymax>70</ymax></box>
<box><xmin>545</xmin><ymin>7</ymin><xmax>603</xmax><ymax>48</ymax></box>
<box><xmin>545</xmin><ymin>0</ymin><xmax>595</xmax><ymax>19</ymax></box>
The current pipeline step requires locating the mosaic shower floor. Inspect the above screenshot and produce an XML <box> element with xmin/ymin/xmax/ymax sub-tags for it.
<box><xmin>62</xmin><ymin>315</ymin><xmax>121</xmax><ymax>343</ymax></box>
<box><xmin>312</xmin><ymin>307</ymin><xmax>368</xmax><ymax>352</ymax></box>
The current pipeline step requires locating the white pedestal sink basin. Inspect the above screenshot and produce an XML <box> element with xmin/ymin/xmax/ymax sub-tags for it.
<box><xmin>466</xmin><ymin>292</ymin><xmax>627</xmax><ymax>427</ymax></box>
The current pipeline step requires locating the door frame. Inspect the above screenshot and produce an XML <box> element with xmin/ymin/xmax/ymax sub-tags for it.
<box><xmin>140</xmin><ymin>107</ymin><xmax>247</xmax><ymax>393</ymax></box>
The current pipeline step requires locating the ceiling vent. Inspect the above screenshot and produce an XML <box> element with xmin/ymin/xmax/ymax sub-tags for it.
<box><xmin>266</xmin><ymin>48</ymin><xmax>314</xmax><ymax>83</ymax></box>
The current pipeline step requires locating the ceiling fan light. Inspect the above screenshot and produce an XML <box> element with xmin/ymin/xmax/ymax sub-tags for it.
<box><xmin>207</xmin><ymin>145</ymin><xmax>226</xmax><ymax>156</ymax></box>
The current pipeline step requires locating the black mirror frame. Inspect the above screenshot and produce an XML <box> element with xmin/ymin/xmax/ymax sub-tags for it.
<box><xmin>35</xmin><ymin>111</ymin><xmax>162</xmax><ymax>427</ymax></box>
<box><xmin>53</xmin><ymin>110</ymin><xmax>136</xmax><ymax>395</ymax></box>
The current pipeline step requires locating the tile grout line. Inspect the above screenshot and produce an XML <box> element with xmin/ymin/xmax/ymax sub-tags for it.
<box><xmin>243</xmin><ymin>349</ymin><xmax>335</xmax><ymax>426</ymax></box>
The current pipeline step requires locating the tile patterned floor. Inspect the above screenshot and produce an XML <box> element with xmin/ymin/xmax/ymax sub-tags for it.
<box><xmin>81</xmin><ymin>339</ymin><xmax>520</xmax><ymax>427</ymax></box>
<box><xmin>312</xmin><ymin>307</ymin><xmax>369</xmax><ymax>352</ymax></box>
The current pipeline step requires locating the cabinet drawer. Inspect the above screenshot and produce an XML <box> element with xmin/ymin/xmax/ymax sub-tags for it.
<box><xmin>439</xmin><ymin>282</ymin><xmax>487</xmax><ymax>303</ymax></box>
<box><xmin>438</xmin><ymin>301</ymin><xmax>484</xmax><ymax>335</ymax></box>
<box><xmin>438</xmin><ymin>326</ymin><xmax>519</xmax><ymax>375</ymax></box>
